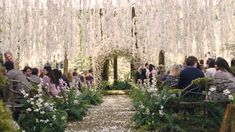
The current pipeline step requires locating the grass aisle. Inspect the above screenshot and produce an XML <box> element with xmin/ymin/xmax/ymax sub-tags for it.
<box><xmin>66</xmin><ymin>95</ymin><xmax>135</xmax><ymax>132</ymax></box>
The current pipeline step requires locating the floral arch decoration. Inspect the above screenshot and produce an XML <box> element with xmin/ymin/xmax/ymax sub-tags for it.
<box><xmin>92</xmin><ymin>47</ymin><xmax>145</xmax><ymax>85</ymax></box>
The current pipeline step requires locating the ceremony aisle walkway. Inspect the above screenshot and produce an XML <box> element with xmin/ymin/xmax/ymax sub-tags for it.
<box><xmin>66</xmin><ymin>95</ymin><xmax>135</xmax><ymax>132</ymax></box>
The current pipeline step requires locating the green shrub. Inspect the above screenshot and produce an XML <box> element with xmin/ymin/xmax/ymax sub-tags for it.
<box><xmin>17</xmin><ymin>84</ymin><xmax>68</xmax><ymax>132</ymax></box>
<box><xmin>53</xmin><ymin>89</ymin><xmax>87</xmax><ymax>121</ymax></box>
<box><xmin>18</xmin><ymin>110</ymin><xmax>67</xmax><ymax>132</ymax></box>
<box><xmin>79</xmin><ymin>89</ymin><xmax>103</xmax><ymax>105</ymax></box>
<box><xmin>0</xmin><ymin>100</ymin><xmax>17</xmax><ymax>132</ymax></box>
<box><xmin>131</xmin><ymin>84</ymin><xmax>226</xmax><ymax>131</ymax></box>
<box><xmin>101</xmin><ymin>80</ymin><xmax>134</xmax><ymax>90</ymax></box>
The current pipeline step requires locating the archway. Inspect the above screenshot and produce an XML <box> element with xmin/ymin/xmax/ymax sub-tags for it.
<box><xmin>92</xmin><ymin>48</ymin><xmax>144</xmax><ymax>85</ymax></box>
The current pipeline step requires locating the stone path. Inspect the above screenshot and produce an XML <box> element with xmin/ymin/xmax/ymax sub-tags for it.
<box><xmin>66</xmin><ymin>95</ymin><xmax>135</xmax><ymax>132</ymax></box>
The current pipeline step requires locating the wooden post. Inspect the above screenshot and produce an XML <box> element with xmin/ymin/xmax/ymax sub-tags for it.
<box><xmin>102</xmin><ymin>60</ymin><xmax>109</xmax><ymax>81</ymax></box>
<box><xmin>114</xmin><ymin>56</ymin><xmax>118</xmax><ymax>82</ymax></box>
<box><xmin>220</xmin><ymin>104</ymin><xmax>235</xmax><ymax>132</ymax></box>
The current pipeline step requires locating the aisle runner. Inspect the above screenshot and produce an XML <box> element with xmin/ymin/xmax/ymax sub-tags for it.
<box><xmin>66</xmin><ymin>95</ymin><xmax>135</xmax><ymax>132</ymax></box>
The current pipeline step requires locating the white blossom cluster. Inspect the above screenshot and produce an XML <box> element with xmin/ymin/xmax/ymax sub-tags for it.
<box><xmin>209</xmin><ymin>86</ymin><xmax>234</xmax><ymax>101</ymax></box>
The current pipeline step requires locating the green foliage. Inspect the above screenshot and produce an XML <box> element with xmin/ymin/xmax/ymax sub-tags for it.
<box><xmin>99</xmin><ymin>81</ymin><xmax>111</xmax><ymax>90</ymax></box>
<box><xmin>18</xmin><ymin>110</ymin><xmax>67</xmax><ymax>132</ymax></box>
<box><xmin>17</xmin><ymin>85</ymin><xmax>68</xmax><ymax>132</ymax></box>
<box><xmin>0</xmin><ymin>65</ymin><xmax>7</xmax><ymax>89</ymax></box>
<box><xmin>101</xmin><ymin>80</ymin><xmax>134</xmax><ymax>90</ymax></box>
<box><xmin>0</xmin><ymin>100</ymin><xmax>17</xmax><ymax>132</ymax></box>
<box><xmin>54</xmin><ymin>88</ymin><xmax>102</xmax><ymax>121</ymax></box>
<box><xmin>79</xmin><ymin>89</ymin><xmax>103</xmax><ymax>105</ymax></box>
<box><xmin>131</xmin><ymin>87</ymin><xmax>182</xmax><ymax>131</ymax></box>
<box><xmin>131</xmin><ymin>84</ymin><xmax>226</xmax><ymax>131</ymax></box>
<box><xmin>53</xmin><ymin>89</ymin><xmax>87</xmax><ymax>121</ymax></box>
<box><xmin>112</xmin><ymin>81</ymin><xmax>134</xmax><ymax>90</ymax></box>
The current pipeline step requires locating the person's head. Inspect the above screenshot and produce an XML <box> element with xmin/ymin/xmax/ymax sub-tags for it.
<box><xmin>206</xmin><ymin>58</ymin><xmax>216</xmax><ymax>68</ymax></box>
<box><xmin>43</xmin><ymin>66</ymin><xmax>52</xmax><ymax>76</ymax></box>
<box><xmin>4</xmin><ymin>51</ymin><xmax>13</xmax><ymax>61</ymax></box>
<box><xmin>215</xmin><ymin>57</ymin><xmax>230</xmax><ymax>71</ymax></box>
<box><xmin>43</xmin><ymin>66</ymin><xmax>56</xmax><ymax>84</ymax></box>
<box><xmin>4</xmin><ymin>61</ymin><xmax>14</xmax><ymax>72</ymax></box>
<box><xmin>158</xmin><ymin>65</ymin><xmax>165</xmax><ymax>74</ymax></box>
<box><xmin>23</xmin><ymin>66</ymin><xmax>32</xmax><ymax>77</ymax></box>
<box><xmin>149</xmin><ymin>64</ymin><xmax>155</xmax><ymax>72</ymax></box>
<box><xmin>231</xmin><ymin>59</ymin><xmax>235</xmax><ymax>67</ymax></box>
<box><xmin>32</xmin><ymin>68</ymin><xmax>39</xmax><ymax>76</ymax></box>
<box><xmin>4</xmin><ymin>51</ymin><xmax>14</xmax><ymax>62</ymax></box>
<box><xmin>67</xmin><ymin>72</ymin><xmax>73</xmax><ymax>82</ymax></box>
<box><xmin>199</xmin><ymin>60</ymin><xmax>204</xmax><ymax>65</ymax></box>
<box><xmin>88</xmin><ymin>69</ymin><xmax>93</xmax><ymax>73</ymax></box>
<box><xmin>145</xmin><ymin>63</ymin><xmax>149</xmax><ymax>69</ymax></box>
<box><xmin>216</xmin><ymin>57</ymin><xmax>235</xmax><ymax>77</ymax></box>
<box><xmin>53</xmin><ymin>69</ymin><xmax>62</xmax><ymax>85</ymax></box>
<box><xmin>196</xmin><ymin>62</ymin><xmax>202</xmax><ymax>70</ymax></box>
<box><xmin>72</xmin><ymin>71</ymin><xmax>78</xmax><ymax>77</ymax></box>
<box><xmin>169</xmin><ymin>64</ymin><xmax>181</xmax><ymax>77</ymax></box>
<box><xmin>185</xmin><ymin>56</ymin><xmax>198</xmax><ymax>67</ymax></box>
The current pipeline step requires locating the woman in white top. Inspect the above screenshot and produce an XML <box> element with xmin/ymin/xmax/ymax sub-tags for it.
<box><xmin>205</xmin><ymin>58</ymin><xmax>216</xmax><ymax>78</ymax></box>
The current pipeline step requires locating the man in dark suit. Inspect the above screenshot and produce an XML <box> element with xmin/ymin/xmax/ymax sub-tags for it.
<box><xmin>178</xmin><ymin>56</ymin><xmax>205</xmax><ymax>89</ymax></box>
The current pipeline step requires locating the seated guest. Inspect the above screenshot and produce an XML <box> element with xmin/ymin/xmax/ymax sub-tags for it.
<box><xmin>148</xmin><ymin>64</ymin><xmax>157</xmax><ymax>85</ymax></box>
<box><xmin>164</xmin><ymin>64</ymin><xmax>181</xmax><ymax>87</ymax></box>
<box><xmin>205</xmin><ymin>58</ymin><xmax>216</xmax><ymax>78</ymax></box>
<box><xmin>30</xmin><ymin>68</ymin><xmax>41</xmax><ymax>84</ymax></box>
<box><xmin>214</xmin><ymin>57</ymin><xmax>235</xmax><ymax>93</ymax></box>
<box><xmin>4</xmin><ymin>51</ymin><xmax>19</xmax><ymax>69</ymax></box>
<box><xmin>230</xmin><ymin>58</ymin><xmax>235</xmax><ymax>74</ymax></box>
<box><xmin>5</xmin><ymin>61</ymin><xmax>32</xmax><ymax>90</ymax></box>
<box><xmin>42</xmin><ymin>66</ymin><xmax>60</xmax><ymax>96</ymax></box>
<box><xmin>23</xmin><ymin>66</ymin><xmax>32</xmax><ymax>79</ymax></box>
<box><xmin>178</xmin><ymin>56</ymin><xmax>205</xmax><ymax>89</ymax></box>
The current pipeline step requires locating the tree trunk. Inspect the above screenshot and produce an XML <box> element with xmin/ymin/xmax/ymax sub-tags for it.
<box><xmin>63</xmin><ymin>51</ymin><xmax>68</xmax><ymax>75</ymax></box>
<box><xmin>130</xmin><ymin>60</ymin><xmax>135</xmax><ymax>80</ymax></box>
<box><xmin>114</xmin><ymin>56</ymin><xmax>118</xmax><ymax>82</ymax></box>
<box><xmin>102</xmin><ymin>60</ymin><xmax>109</xmax><ymax>81</ymax></box>
<box><xmin>159</xmin><ymin>50</ymin><xmax>165</xmax><ymax>65</ymax></box>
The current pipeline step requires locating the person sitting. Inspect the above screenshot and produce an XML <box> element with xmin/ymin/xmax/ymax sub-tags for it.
<box><xmin>148</xmin><ymin>64</ymin><xmax>157</xmax><ymax>85</ymax></box>
<box><xmin>30</xmin><ymin>68</ymin><xmax>41</xmax><ymax>84</ymax></box>
<box><xmin>22</xmin><ymin>66</ymin><xmax>32</xmax><ymax>80</ymax></box>
<box><xmin>4</xmin><ymin>51</ymin><xmax>19</xmax><ymax>70</ymax></box>
<box><xmin>42</xmin><ymin>66</ymin><xmax>60</xmax><ymax>96</ymax></box>
<box><xmin>178</xmin><ymin>56</ymin><xmax>205</xmax><ymax>95</ymax></box>
<box><xmin>214</xmin><ymin>57</ymin><xmax>235</xmax><ymax>93</ymax></box>
<box><xmin>164</xmin><ymin>64</ymin><xmax>181</xmax><ymax>87</ymax></box>
<box><xmin>230</xmin><ymin>58</ymin><xmax>235</xmax><ymax>74</ymax></box>
<box><xmin>4</xmin><ymin>61</ymin><xmax>32</xmax><ymax>91</ymax></box>
<box><xmin>205</xmin><ymin>58</ymin><xmax>216</xmax><ymax>78</ymax></box>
